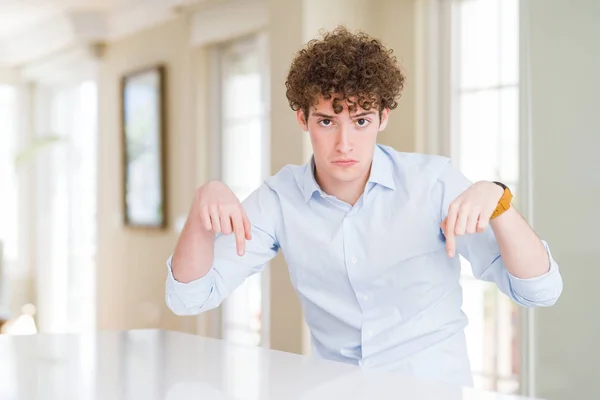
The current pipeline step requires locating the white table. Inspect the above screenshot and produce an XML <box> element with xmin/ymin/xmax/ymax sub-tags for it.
<box><xmin>0</xmin><ymin>329</ymin><xmax>540</xmax><ymax>400</ymax></box>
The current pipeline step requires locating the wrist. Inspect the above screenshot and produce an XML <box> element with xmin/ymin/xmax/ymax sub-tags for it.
<box><xmin>490</xmin><ymin>204</ymin><xmax>516</xmax><ymax>223</ymax></box>
<box><xmin>490</xmin><ymin>181</ymin><xmax>513</xmax><ymax>220</ymax></box>
<box><xmin>491</xmin><ymin>181</ymin><xmax>507</xmax><ymax>199</ymax></box>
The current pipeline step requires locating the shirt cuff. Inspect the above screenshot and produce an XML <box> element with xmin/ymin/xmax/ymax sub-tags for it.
<box><xmin>507</xmin><ymin>241</ymin><xmax>563</xmax><ymax>306</ymax></box>
<box><xmin>165</xmin><ymin>255</ymin><xmax>215</xmax><ymax>312</ymax></box>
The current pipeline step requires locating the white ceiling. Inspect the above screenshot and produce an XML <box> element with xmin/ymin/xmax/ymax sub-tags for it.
<box><xmin>0</xmin><ymin>0</ymin><xmax>147</xmax><ymax>38</ymax></box>
<box><xmin>0</xmin><ymin>3</ymin><xmax>59</xmax><ymax>37</ymax></box>
<box><xmin>0</xmin><ymin>0</ymin><xmax>205</xmax><ymax>67</ymax></box>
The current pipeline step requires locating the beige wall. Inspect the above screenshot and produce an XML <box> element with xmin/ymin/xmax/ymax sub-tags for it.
<box><xmin>374</xmin><ymin>0</ymin><xmax>419</xmax><ymax>153</ymax></box>
<box><xmin>267</xmin><ymin>0</ymin><xmax>306</xmax><ymax>354</ymax></box>
<box><xmin>96</xmin><ymin>16</ymin><xmax>198</xmax><ymax>333</ymax></box>
<box><xmin>526</xmin><ymin>0</ymin><xmax>600</xmax><ymax>398</ymax></box>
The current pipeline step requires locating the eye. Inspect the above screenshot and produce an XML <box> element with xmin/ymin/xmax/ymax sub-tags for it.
<box><xmin>355</xmin><ymin>118</ymin><xmax>370</xmax><ymax>127</ymax></box>
<box><xmin>318</xmin><ymin>119</ymin><xmax>333</xmax><ymax>127</ymax></box>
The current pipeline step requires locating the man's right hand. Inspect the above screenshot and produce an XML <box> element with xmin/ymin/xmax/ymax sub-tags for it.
<box><xmin>194</xmin><ymin>181</ymin><xmax>252</xmax><ymax>256</ymax></box>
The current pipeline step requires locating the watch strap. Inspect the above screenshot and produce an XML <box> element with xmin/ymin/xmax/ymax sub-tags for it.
<box><xmin>490</xmin><ymin>182</ymin><xmax>513</xmax><ymax>219</ymax></box>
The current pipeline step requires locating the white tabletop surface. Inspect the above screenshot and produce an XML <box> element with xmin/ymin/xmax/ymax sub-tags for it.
<box><xmin>0</xmin><ymin>329</ymin><xmax>540</xmax><ymax>400</ymax></box>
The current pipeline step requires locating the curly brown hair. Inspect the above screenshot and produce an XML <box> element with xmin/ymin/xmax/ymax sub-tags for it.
<box><xmin>285</xmin><ymin>26</ymin><xmax>405</xmax><ymax>121</ymax></box>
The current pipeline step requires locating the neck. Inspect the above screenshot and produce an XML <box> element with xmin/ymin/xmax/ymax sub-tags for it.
<box><xmin>314</xmin><ymin>165</ymin><xmax>371</xmax><ymax>206</ymax></box>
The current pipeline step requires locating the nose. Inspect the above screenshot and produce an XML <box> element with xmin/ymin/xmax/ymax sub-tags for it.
<box><xmin>335</xmin><ymin>125</ymin><xmax>353</xmax><ymax>153</ymax></box>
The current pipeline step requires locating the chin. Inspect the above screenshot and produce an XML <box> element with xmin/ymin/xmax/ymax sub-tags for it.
<box><xmin>331</xmin><ymin>170</ymin><xmax>362</xmax><ymax>182</ymax></box>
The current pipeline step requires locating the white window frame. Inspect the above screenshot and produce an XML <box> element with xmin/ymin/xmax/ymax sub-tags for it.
<box><xmin>0</xmin><ymin>48</ymin><xmax>100</xmax><ymax>340</ymax></box>
<box><xmin>208</xmin><ymin>31</ymin><xmax>271</xmax><ymax>348</ymax></box>
<box><xmin>22</xmin><ymin>46</ymin><xmax>100</xmax><ymax>334</ymax></box>
<box><xmin>517</xmin><ymin>0</ymin><xmax>535</xmax><ymax>395</ymax></box>
<box><xmin>32</xmin><ymin>79</ymin><xmax>98</xmax><ymax>334</ymax></box>
<box><xmin>428</xmin><ymin>0</ymin><xmax>534</xmax><ymax>395</ymax></box>
<box><xmin>0</xmin><ymin>81</ymin><xmax>22</xmax><ymax>316</ymax></box>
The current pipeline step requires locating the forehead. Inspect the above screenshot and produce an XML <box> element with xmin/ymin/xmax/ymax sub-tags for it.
<box><xmin>309</xmin><ymin>96</ymin><xmax>375</xmax><ymax>116</ymax></box>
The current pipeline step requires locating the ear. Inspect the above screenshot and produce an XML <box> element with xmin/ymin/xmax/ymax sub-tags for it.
<box><xmin>296</xmin><ymin>109</ymin><xmax>309</xmax><ymax>132</ymax></box>
<box><xmin>378</xmin><ymin>108</ymin><xmax>390</xmax><ymax>131</ymax></box>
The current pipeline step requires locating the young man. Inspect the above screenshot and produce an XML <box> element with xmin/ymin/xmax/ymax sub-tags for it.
<box><xmin>166</xmin><ymin>27</ymin><xmax>563</xmax><ymax>386</ymax></box>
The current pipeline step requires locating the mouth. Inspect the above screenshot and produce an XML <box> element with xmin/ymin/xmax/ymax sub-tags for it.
<box><xmin>332</xmin><ymin>159</ymin><xmax>358</xmax><ymax>167</ymax></box>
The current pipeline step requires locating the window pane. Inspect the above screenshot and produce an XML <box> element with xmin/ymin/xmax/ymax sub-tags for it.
<box><xmin>219</xmin><ymin>36</ymin><xmax>267</xmax><ymax>347</ymax></box>
<box><xmin>222</xmin><ymin>66</ymin><xmax>262</xmax><ymax>120</ymax></box>
<box><xmin>0</xmin><ymin>85</ymin><xmax>19</xmax><ymax>266</ymax></box>
<box><xmin>451</xmin><ymin>0</ymin><xmax>521</xmax><ymax>394</ymax></box>
<box><xmin>458</xmin><ymin>90</ymin><xmax>500</xmax><ymax>181</ymax></box>
<box><xmin>221</xmin><ymin>118</ymin><xmax>263</xmax><ymax>198</ymax></box>
<box><xmin>47</xmin><ymin>88</ymin><xmax>71</xmax><ymax>332</ymax></box>
<box><xmin>498</xmin><ymin>87</ymin><xmax>519</xmax><ymax>183</ymax></box>
<box><xmin>223</xmin><ymin>273</ymin><xmax>262</xmax><ymax>334</ymax></box>
<box><xmin>459</xmin><ymin>255</ymin><xmax>474</xmax><ymax>278</ymax></box>
<box><xmin>497</xmin><ymin>294</ymin><xmax>520</xmax><ymax>378</ymax></box>
<box><xmin>461</xmin><ymin>278</ymin><xmax>498</xmax><ymax>375</ymax></box>
<box><xmin>459</xmin><ymin>0</ymin><xmax>501</xmax><ymax>89</ymax></box>
<box><xmin>68</xmin><ymin>82</ymin><xmax>98</xmax><ymax>332</ymax></box>
<box><xmin>34</xmin><ymin>82</ymin><xmax>97</xmax><ymax>333</ymax></box>
<box><xmin>500</xmin><ymin>0</ymin><xmax>519</xmax><ymax>85</ymax></box>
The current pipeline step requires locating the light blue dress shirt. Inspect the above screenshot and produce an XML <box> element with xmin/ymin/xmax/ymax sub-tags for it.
<box><xmin>165</xmin><ymin>144</ymin><xmax>563</xmax><ymax>386</ymax></box>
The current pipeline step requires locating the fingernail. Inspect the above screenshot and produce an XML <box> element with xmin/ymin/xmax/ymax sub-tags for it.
<box><xmin>448</xmin><ymin>251</ymin><xmax>454</xmax><ymax>257</ymax></box>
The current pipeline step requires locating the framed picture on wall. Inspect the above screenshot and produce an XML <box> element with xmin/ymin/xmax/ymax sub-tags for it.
<box><xmin>121</xmin><ymin>65</ymin><xmax>167</xmax><ymax>229</ymax></box>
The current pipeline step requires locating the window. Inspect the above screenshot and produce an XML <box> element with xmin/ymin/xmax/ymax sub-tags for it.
<box><xmin>34</xmin><ymin>81</ymin><xmax>97</xmax><ymax>333</ymax></box>
<box><xmin>0</xmin><ymin>85</ymin><xmax>19</xmax><ymax>308</ymax></box>
<box><xmin>216</xmin><ymin>34</ymin><xmax>270</xmax><ymax>348</ymax></box>
<box><xmin>442</xmin><ymin>0</ymin><xmax>521</xmax><ymax>394</ymax></box>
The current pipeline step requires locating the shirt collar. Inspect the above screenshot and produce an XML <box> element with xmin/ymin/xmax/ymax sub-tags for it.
<box><xmin>302</xmin><ymin>144</ymin><xmax>396</xmax><ymax>203</ymax></box>
<box><xmin>302</xmin><ymin>156</ymin><xmax>321</xmax><ymax>202</ymax></box>
<box><xmin>367</xmin><ymin>144</ymin><xmax>396</xmax><ymax>191</ymax></box>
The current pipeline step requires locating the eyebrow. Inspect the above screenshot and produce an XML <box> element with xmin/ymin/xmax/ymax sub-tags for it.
<box><xmin>351</xmin><ymin>111</ymin><xmax>377</xmax><ymax>118</ymax></box>
<box><xmin>312</xmin><ymin>111</ymin><xmax>377</xmax><ymax>119</ymax></box>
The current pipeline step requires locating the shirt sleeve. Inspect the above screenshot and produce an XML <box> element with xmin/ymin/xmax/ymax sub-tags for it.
<box><xmin>165</xmin><ymin>182</ymin><xmax>281</xmax><ymax>316</ymax></box>
<box><xmin>432</xmin><ymin>160</ymin><xmax>563</xmax><ymax>308</ymax></box>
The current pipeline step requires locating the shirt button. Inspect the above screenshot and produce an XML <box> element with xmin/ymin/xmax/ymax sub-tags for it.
<box><xmin>351</xmin><ymin>257</ymin><xmax>357</xmax><ymax>264</ymax></box>
<box><xmin>365</xmin><ymin>330</ymin><xmax>373</xmax><ymax>338</ymax></box>
<box><xmin>362</xmin><ymin>294</ymin><xmax>369</xmax><ymax>301</ymax></box>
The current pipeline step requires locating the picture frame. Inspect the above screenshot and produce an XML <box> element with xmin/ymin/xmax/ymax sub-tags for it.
<box><xmin>121</xmin><ymin>65</ymin><xmax>167</xmax><ymax>229</ymax></box>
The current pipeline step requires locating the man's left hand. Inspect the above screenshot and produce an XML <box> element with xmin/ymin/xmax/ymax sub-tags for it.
<box><xmin>441</xmin><ymin>181</ymin><xmax>504</xmax><ymax>258</ymax></box>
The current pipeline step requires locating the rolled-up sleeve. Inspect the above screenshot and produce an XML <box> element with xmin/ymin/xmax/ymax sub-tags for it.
<box><xmin>432</xmin><ymin>159</ymin><xmax>564</xmax><ymax>308</ymax></box>
<box><xmin>165</xmin><ymin>182</ymin><xmax>281</xmax><ymax>316</ymax></box>
<box><xmin>165</xmin><ymin>255</ymin><xmax>217</xmax><ymax>315</ymax></box>
<box><xmin>504</xmin><ymin>240</ymin><xmax>563</xmax><ymax>307</ymax></box>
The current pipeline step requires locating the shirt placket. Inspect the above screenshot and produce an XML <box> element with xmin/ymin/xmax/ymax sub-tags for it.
<box><xmin>341</xmin><ymin>195</ymin><xmax>376</xmax><ymax>367</ymax></box>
